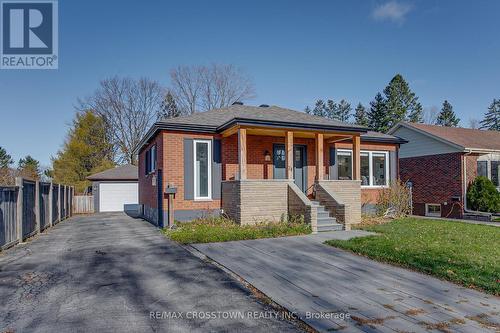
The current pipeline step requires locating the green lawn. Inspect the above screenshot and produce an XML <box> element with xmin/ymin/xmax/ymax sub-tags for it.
<box><xmin>163</xmin><ymin>216</ymin><xmax>311</xmax><ymax>244</ymax></box>
<box><xmin>326</xmin><ymin>218</ymin><xmax>500</xmax><ymax>295</ymax></box>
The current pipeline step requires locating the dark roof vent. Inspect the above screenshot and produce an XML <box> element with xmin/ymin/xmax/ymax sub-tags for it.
<box><xmin>232</xmin><ymin>101</ymin><xmax>243</xmax><ymax>105</ymax></box>
<box><xmin>259</xmin><ymin>104</ymin><xmax>269</xmax><ymax>108</ymax></box>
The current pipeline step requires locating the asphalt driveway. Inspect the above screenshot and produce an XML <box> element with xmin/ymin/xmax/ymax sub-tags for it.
<box><xmin>193</xmin><ymin>233</ymin><xmax>500</xmax><ymax>332</ymax></box>
<box><xmin>0</xmin><ymin>213</ymin><xmax>301</xmax><ymax>333</ymax></box>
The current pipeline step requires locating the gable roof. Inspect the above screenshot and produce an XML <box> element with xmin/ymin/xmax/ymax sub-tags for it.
<box><xmin>87</xmin><ymin>164</ymin><xmax>138</xmax><ymax>181</ymax></box>
<box><xmin>389</xmin><ymin>122</ymin><xmax>500</xmax><ymax>152</ymax></box>
<box><xmin>136</xmin><ymin>104</ymin><xmax>405</xmax><ymax>153</ymax></box>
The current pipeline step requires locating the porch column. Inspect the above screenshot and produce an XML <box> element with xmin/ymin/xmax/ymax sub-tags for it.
<box><xmin>352</xmin><ymin>135</ymin><xmax>361</xmax><ymax>180</ymax></box>
<box><xmin>315</xmin><ymin>133</ymin><xmax>324</xmax><ymax>180</ymax></box>
<box><xmin>285</xmin><ymin>131</ymin><xmax>294</xmax><ymax>179</ymax></box>
<box><xmin>238</xmin><ymin>128</ymin><xmax>247</xmax><ymax>180</ymax></box>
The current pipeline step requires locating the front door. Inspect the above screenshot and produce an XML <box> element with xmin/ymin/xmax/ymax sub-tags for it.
<box><xmin>273</xmin><ymin>144</ymin><xmax>307</xmax><ymax>193</ymax></box>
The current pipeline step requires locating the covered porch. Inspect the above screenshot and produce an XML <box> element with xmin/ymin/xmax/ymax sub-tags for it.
<box><xmin>220</xmin><ymin>125</ymin><xmax>363</xmax><ymax>231</ymax></box>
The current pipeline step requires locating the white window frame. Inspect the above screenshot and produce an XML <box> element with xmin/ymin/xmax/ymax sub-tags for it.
<box><xmin>193</xmin><ymin>140</ymin><xmax>212</xmax><ymax>200</ymax></box>
<box><xmin>425</xmin><ymin>203</ymin><xmax>441</xmax><ymax>217</ymax></box>
<box><xmin>337</xmin><ymin>149</ymin><xmax>390</xmax><ymax>188</ymax></box>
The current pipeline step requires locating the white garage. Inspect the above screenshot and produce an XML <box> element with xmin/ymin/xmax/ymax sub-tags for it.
<box><xmin>87</xmin><ymin>164</ymin><xmax>139</xmax><ymax>213</ymax></box>
<box><xmin>99</xmin><ymin>182</ymin><xmax>138</xmax><ymax>212</ymax></box>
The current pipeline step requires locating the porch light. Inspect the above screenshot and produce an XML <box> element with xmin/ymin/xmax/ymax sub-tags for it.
<box><xmin>264</xmin><ymin>150</ymin><xmax>271</xmax><ymax>162</ymax></box>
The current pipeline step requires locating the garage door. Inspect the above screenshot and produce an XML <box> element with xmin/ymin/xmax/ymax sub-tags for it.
<box><xmin>99</xmin><ymin>182</ymin><xmax>138</xmax><ymax>212</ymax></box>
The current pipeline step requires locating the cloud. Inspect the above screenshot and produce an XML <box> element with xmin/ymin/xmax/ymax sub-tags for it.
<box><xmin>372</xmin><ymin>1</ymin><xmax>414</xmax><ymax>23</ymax></box>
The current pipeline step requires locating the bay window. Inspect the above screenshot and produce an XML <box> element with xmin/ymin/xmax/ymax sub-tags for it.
<box><xmin>372</xmin><ymin>152</ymin><xmax>387</xmax><ymax>186</ymax></box>
<box><xmin>194</xmin><ymin>140</ymin><xmax>212</xmax><ymax>200</ymax></box>
<box><xmin>336</xmin><ymin>149</ymin><xmax>390</xmax><ymax>187</ymax></box>
<box><xmin>361</xmin><ymin>152</ymin><xmax>369</xmax><ymax>185</ymax></box>
<box><xmin>337</xmin><ymin>151</ymin><xmax>352</xmax><ymax>180</ymax></box>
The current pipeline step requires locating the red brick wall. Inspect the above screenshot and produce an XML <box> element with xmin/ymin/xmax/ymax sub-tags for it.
<box><xmin>138</xmin><ymin>134</ymin><xmax>163</xmax><ymax>210</ymax></box>
<box><xmin>222</xmin><ymin>134</ymin><xmax>317</xmax><ymax>195</ymax></box>
<box><xmin>140</xmin><ymin>131</ymin><xmax>400</xmax><ymax>214</ymax></box>
<box><xmin>399</xmin><ymin>152</ymin><xmax>464</xmax><ymax>218</ymax></box>
<box><xmin>162</xmin><ymin>131</ymin><xmax>221</xmax><ymax>212</ymax></box>
<box><xmin>464</xmin><ymin>154</ymin><xmax>479</xmax><ymax>188</ymax></box>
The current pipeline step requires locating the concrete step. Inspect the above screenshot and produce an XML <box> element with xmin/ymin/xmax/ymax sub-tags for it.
<box><xmin>317</xmin><ymin>216</ymin><xmax>337</xmax><ymax>226</ymax></box>
<box><xmin>317</xmin><ymin>223</ymin><xmax>344</xmax><ymax>232</ymax></box>
<box><xmin>317</xmin><ymin>210</ymin><xmax>331</xmax><ymax>218</ymax></box>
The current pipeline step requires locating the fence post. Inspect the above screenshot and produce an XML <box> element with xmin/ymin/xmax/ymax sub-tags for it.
<box><xmin>15</xmin><ymin>177</ymin><xmax>23</xmax><ymax>243</ymax></box>
<box><xmin>35</xmin><ymin>180</ymin><xmax>41</xmax><ymax>235</ymax></box>
<box><xmin>48</xmin><ymin>182</ymin><xmax>53</xmax><ymax>228</ymax></box>
<box><xmin>58</xmin><ymin>184</ymin><xmax>61</xmax><ymax>222</ymax></box>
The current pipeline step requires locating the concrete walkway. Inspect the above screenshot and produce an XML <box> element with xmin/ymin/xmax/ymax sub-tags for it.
<box><xmin>0</xmin><ymin>213</ymin><xmax>301</xmax><ymax>333</ymax></box>
<box><xmin>193</xmin><ymin>233</ymin><xmax>500</xmax><ymax>333</ymax></box>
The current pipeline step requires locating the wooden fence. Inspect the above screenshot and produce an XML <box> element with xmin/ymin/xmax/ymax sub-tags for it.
<box><xmin>0</xmin><ymin>178</ymin><xmax>74</xmax><ymax>251</ymax></box>
<box><xmin>73</xmin><ymin>195</ymin><xmax>94</xmax><ymax>214</ymax></box>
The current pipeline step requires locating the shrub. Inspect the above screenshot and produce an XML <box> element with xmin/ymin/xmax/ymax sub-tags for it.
<box><xmin>376</xmin><ymin>180</ymin><xmax>412</xmax><ymax>218</ymax></box>
<box><xmin>467</xmin><ymin>176</ymin><xmax>500</xmax><ymax>213</ymax></box>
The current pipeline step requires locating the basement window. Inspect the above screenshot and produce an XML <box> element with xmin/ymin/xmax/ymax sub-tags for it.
<box><xmin>425</xmin><ymin>204</ymin><xmax>441</xmax><ymax>217</ymax></box>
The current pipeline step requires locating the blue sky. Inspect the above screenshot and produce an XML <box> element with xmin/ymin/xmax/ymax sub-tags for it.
<box><xmin>1</xmin><ymin>0</ymin><xmax>499</xmax><ymax>166</ymax></box>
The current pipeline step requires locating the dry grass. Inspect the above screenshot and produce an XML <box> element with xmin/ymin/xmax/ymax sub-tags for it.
<box><xmin>419</xmin><ymin>321</ymin><xmax>452</xmax><ymax>333</ymax></box>
<box><xmin>351</xmin><ymin>315</ymin><xmax>396</xmax><ymax>329</ymax></box>
<box><xmin>465</xmin><ymin>313</ymin><xmax>500</xmax><ymax>330</ymax></box>
<box><xmin>404</xmin><ymin>308</ymin><xmax>426</xmax><ymax>316</ymax></box>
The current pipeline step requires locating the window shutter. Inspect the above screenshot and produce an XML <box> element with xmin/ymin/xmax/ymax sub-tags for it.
<box><xmin>212</xmin><ymin>139</ymin><xmax>222</xmax><ymax>199</ymax></box>
<box><xmin>329</xmin><ymin>147</ymin><xmax>338</xmax><ymax>180</ymax></box>
<box><xmin>389</xmin><ymin>150</ymin><xmax>397</xmax><ymax>183</ymax></box>
<box><xmin>184</xmin><ymin>139</ymin><xmax>194</xmax><ymax>200</ymax></box>
<box><xmin>145</xmin><ymin>150</ymin><xmax>150</xmax><ymax>174</ymax></box>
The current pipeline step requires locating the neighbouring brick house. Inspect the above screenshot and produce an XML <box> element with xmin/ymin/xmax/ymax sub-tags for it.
<box><xmin>135</xmin><ymin>104</ymin><xmax>406</xmax><ymax>232</ymax></box>
<box><xmin>389</xmin><ymin>122</ymin><xmax>500</xmax><ymax>219</ymax></box>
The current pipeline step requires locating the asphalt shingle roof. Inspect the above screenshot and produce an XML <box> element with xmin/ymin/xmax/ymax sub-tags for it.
<box><xmin>87</xmin><ymin>164</ymin><xmax>138</xmax><ymax>181</ymax></box>
<box><xmin>158</xmin><ymin>104</ymin><xmax>365</xmax><ymax>130</ymax></box>
<box><xmin>403</xmin><ymin>122</ymin><xmax>500</xmax><ymax>151</ymax></box>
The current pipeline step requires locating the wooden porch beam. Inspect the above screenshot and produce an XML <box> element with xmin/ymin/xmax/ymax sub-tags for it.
<box><xmin>221</xmin><ymin>125</ymin><xmax>239</xmax><ymax>137</ymax></box>
<box><xmin>238</xmin><ymin>128</ymin><xmax>247</xmax><ymax>180</ymax></box>
<box><xmin>285</xmin><ymin>131</ymin><xmax>294</xmax><ymax>180</ymax></box>
<box><xmin>316</xmin><ymin>133</ymin><xmax>324</xmax><ymax>180</ymax></box>
<box><xmin>352</xmin><ymin>135</ymin><xmax>361</xmax><ymax>180</ymax></box>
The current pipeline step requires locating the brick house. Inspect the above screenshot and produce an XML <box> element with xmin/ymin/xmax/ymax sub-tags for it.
<box><xmin>135</xmin><ymin>104</ymin><xmax>405</xmax><ymax>232</ymax></box>
<box><xmin>389</xmin><ymin>122</ymin><xmax>500</xmax><ymax>218</ymax></box>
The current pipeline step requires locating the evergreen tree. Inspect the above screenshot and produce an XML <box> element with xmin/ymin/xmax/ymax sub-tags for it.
<box><xmin>383</xmin><ymin>74</ymin><xmax>423</xmax><ymax>126</ymax></box>
<box><xmin>312</xmin><ymin>99</ymin><xmax>326</xmax><ymax>117</ymax></box>
<box><xmin>435</xmin><ymin>100</ymin><xmax>460</xmax><ymax>127</ymax></box>
<box><xmin>354</xmin><ymin>103</ymin><xmax>369</xmax><ymax>127</ymax></box>
<box><xmin>0</xmin><ymin>146</ymin><xmax>13</xmax><ymax>169</ymax></box>
<box><xmin>304</xmin><ymin>106</ymin><xmax>312</xmax><ymax>114</ymax></box>
<box><xmin>480</xmin><ymin>99</ymin><xmax>500</xmax><ymax>131</ymax></box>
<box><xmin>335</xmin><ymin>99</ymin><xmax>352</xmax><ymax>122</ymax></box>
<box><xmin>324</xmin><ymin>99</ymin><xmax>337</xmax><ymax>119</ymax></box>
<box><xmin>52</xmin><ymin>110</ymin><xmax>115</xmax><ymax>193</ymax></box>
<box><xmin>18</xmin><ymin>155</ymin><xmax>40</xmax><ymax>180</ymax></box>
<box><xmin>158</xmin><ymin>91</ymin><xmax>181</xmax><ymax>119</ymax></box>
<box><xmin>368</xmin><ymin>93</ymin><xmax>390</xmax><ymax>132</ymax></box>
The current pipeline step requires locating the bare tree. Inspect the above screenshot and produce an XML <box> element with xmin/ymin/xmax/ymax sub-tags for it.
<box><xmin>79</xmin><ymin>77</ymin><xmax>164</xmax><ymax>164</ymax></box>
<box><xmin>170</xmin><ymin>64</ymin><xmax>255</xmax><ymax>114</ymax></box>
<box><xmin>423</xmin><ymin>105</ymin><xmax>439</xmax><ymax>124</ymax></box>
<box><xmin>469</xmin><ymin>118</ymin><xmax>480</xmax><ymax>129</ymax></box>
